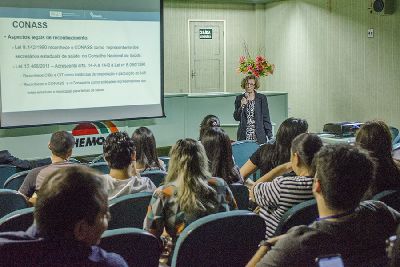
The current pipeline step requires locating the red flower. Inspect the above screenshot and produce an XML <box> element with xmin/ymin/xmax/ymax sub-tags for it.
<box><xmin>255</xmin><ymin>56</ymin><xmax>265</xmax><ymax>63</ymax></box>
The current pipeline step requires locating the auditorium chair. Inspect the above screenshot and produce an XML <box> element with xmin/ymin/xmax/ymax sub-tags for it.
<box><xmin>274</xmin><ymin>198</ymin><xmax>318</xmax><ymax>236</ymax></box>
<box><xmin>88</xmin><ymin>162</ymin><xmax>109</xmax><ymax>174</ymax></box>
<box><xmin>231</xmin><ymin>141</ymin><xmax>259</xmax><ymax>168</ymax></box>
<box><xmin>100</xmin><ymin>228</ymin><xmax>161</xmax><ymax>267</ymax></box>
<box><xmin>3</xmin><ymin>170</ymin><xmax>29</xmax><ymax>190</ymax></box>
<box><xmin>0</xmin><ymin>165</ymin><xmax>17</xmax><ymax>189</ymax></box>
<box><xmin>0</xmin><ymin>189</ymin><xmax>29</xmax><ymax>218</ymax></box>
<box><xmin>229</xmin><ymin>183</ymin><xmax>249</xmax><ymax>210</ymax></box>
<box><xmin>159</xmin><ymin>156</ymin><xmax>170</xmax><ymax>171</ymax></box>
<box><xmin>231</xmin><ymin>141</ymin><xmax>260</xmax><ymax>180</ymax></box>
<box><xmin>141</xmin><ymin>169</ymin><xmax>167</xmax><ymax>187</ymax></box>
<box><xmin>372</xmin><ymin>190</ymin><xmax>400</xmax><ymax>211</ymax></box>
<box><xmin>390</xmin><ymin>126</ymin><xmax>400</xmax><ymax>146</ymax></box>
<box><xmin>171</xmin><ymin>210</ymin><xmax>265</xmax><ymax>267</ymax></box>
<box><xmin>108</xmin><ymin>192</ymin><xmax>152</xmax><ymax>230</ymax></box>
<box><xmin>89</xmin><ymin>154</ymin><xmax>105</xmax><ymax>164</ymax></box>
<box><xmin>0</xmin><ymin>207</ymin><xmax>34</xmax><ymax>232</ymax></box>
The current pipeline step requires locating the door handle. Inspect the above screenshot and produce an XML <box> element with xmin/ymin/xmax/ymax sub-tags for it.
<box><xmin>191</xmin><ymin>70</ymin><xmax>197</xmax><ymax>78</ymax></box>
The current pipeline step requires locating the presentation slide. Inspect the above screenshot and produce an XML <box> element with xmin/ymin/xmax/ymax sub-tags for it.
<box><xmin>0</xmin><ymin>1</ymin><xmax>163</xmax><ymax>127</ymax></box>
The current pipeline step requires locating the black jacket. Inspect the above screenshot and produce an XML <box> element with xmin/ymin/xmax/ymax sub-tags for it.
<box><xmin>233</xmin><ymin>92</ymin><xmax>272</xmax><ymax>144</ymax></box>
<box><xmin>0</xmin><ymin>150</ymin><xmax>51</xmax><ymax>170</ymax></box>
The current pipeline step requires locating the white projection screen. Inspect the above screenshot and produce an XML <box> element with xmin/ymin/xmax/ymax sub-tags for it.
<box><xmin>0</xmin><ymin>0</ymin><xmax>163</xmax><ymax>127</ymax></box>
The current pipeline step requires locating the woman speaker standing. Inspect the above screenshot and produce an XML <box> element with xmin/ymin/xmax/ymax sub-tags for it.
<box><xmin>233</xmin><ymin>74</ymin><xmax>272</xmax><ymax>144</ymax></box>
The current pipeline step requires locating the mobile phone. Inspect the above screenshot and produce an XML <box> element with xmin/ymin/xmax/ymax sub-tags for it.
<box><xmin>315</xmin><ymin>254</ymin><xmax>344</xmax><ymax>267</ymax></box>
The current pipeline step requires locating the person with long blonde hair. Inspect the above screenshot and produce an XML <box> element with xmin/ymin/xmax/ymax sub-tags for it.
<box><xmin>144</xmin><ymin>138</ymin><xmax>236</xmax><ymax>242</ymax></box>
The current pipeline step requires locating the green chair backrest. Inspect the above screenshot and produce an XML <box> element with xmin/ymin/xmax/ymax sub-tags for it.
<box><xmin>231</xmin><ymin>141</ymin><xmax>260</xmax><ymax>168</ymax></box>
<box><xmin>0</xmin><ymin>165</ymin><xmax>17</xmax><ymax>189</ymax></box>
<box><xmin>100</xmin><ymin>228</ymin><xmax>160</xmax><ymax>267</ymax></box>
<box><xmin>171</xmin><ymin>210</ymin><xmax>265</xmax><ymax>267</ymax></box>
<box><xmin>4</xmin><ymin>170</ymin><xmax>29</xmax><ymax>190</ymax></box>
<box><xmin>0</xmin><ymin>207</ymin><xmax>34</xmax><ymax>232</ymax></box>
<box><xmin>141</xmin><ymin>170</ymin><xmax>167</xmax><ymax>187</ymax></box>
<box><xmin>229</xmin><ymin>183</ymin><xmax>249</xmax><ymax>210</ymax></box>
<box><xmin>372</xmin><ymin>190</ymin><xmax>400</xmax><ymax>212</ymax></box>
<box><xmin>108</xmin><ymin>192</ymin><xmax>152</xmax><ymax>230</ymax></box>
<box><xmin>0</xmin><ymin>189</ymin><xmax>29</xmax><ymax>219</ymax></box>
<box><xmin>274</xmin><ymin>198</ymin><xmax>318</xmax><ymax>236</ymax></box>
<box><xmin>89</xmin><ymin>162</ymin><xmax>109</xmax><ymax>174</ymax></box>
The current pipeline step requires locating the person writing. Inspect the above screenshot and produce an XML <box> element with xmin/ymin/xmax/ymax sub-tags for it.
<box><xmin>233</xmin><ymin>75</ymin><xmax>272</xmax><ymax>144</ymax></box>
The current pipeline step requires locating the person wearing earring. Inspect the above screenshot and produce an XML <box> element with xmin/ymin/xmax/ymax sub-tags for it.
<box><xmin>233</xmin><ymin>75</ymin><xmax>272</xmax><ymax>144</ymax></box>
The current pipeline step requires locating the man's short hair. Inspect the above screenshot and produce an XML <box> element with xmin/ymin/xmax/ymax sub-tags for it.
<box><xmin>49</xmin><ymin>131</ymin><xmax>75</xmax><ymax>158</ymax></box>
<box><xmin>34</xmin><ymin>166</ymin><xmax>107</xmax><ymax>238</ymax></box>
<box><xmin>103</xmin><ymin>132</ymin><xmax>135</xmax><ymax>169</ymax></box>
<box><xmin>314</xmin><ymin>144</ymin><xmax>375</xmax><ymax>211</ymax></box>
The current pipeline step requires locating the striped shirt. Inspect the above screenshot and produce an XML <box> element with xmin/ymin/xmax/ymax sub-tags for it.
<box><xmin>253</xmin><ymin>175</ymin><xmax>314</xmax><ymax>238</ymax></box>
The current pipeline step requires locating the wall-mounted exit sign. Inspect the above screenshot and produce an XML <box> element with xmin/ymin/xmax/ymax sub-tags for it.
<box><xmin>199</xmin><ymin>28</ymin><xmax>212</xmax><ymax>39</ymax></box>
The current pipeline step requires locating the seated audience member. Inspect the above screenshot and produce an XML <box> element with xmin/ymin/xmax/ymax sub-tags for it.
<box><xmin>355</xmin><ymin>120</ymin><xmax>400</xmax><ymax>199</ymax></box>
<box><xmin>240</xmin><ymin>117</ymin><xmax>308</xmax><ymax>180</ymax></box>
<box><xmin>247</xmin><ymin>144</ymin><xmax>400</xmax><ymax>267</ymax></box>
<box><xmin>199</xmin><ymin>114</ymin><xmax>221</xmax><ymax>140</ymax></box>
<box><xmin>250</xmin><ymin>133</ymin><xmax>323</xmax><ymax>238</ymax></box>
<box><xmin>103</xmin><ymin>132</ymin><xmax>156</xmax><ymax>199</ymax></box>
<box><xmin>143</xmin><ymin>139</ymin><xmax>237</xmax><ymax>256</ymax></box>
<box><xmin>200</xmin><ymin>127</ymin><xmax>243</xmax><ymax>184</ymax></box>
<box><xmin>131</xmin><ymin>127</ymin><xmax>166</xmax><ymax>173</ymax></box>
<box><xmin>19</xmin><ymin>131</ymin><xmax>77</xmax><ymax>198</ymax></box>
<box><xmin>0</xmin><ymin>149</ymin><xmax>50</xmax><ymax>170</ymax></box>
<box><xmin>0</xmin><ymin>166</ymin><xmax>128</xmax><ymax>266</ymax></box>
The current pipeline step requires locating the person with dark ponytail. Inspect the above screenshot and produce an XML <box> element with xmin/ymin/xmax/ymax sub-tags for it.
<box><xmin>250</xmin><ymin>133</ymin><xmax>323</xmax><ymax>238</ymax></box>
<box><xmin>199</xmin><ymin>114</ymin><xmax>221</xmax><ymax>140</ymax></box>
<box><xmin>240</xmin><ymin>117</ymin><xmax>308</xmax><ymax>180</ymax></box>
<box><xmin>355</xmin><ymin>120</ymin><xmax>400</xmax><ymax>199</ymax></box>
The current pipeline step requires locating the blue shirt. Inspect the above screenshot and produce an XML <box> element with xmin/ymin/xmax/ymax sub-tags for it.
<box><xmin>0</xmin><ymin>225</ymin><xmax>128</xmax><ymax>267</ymax></box>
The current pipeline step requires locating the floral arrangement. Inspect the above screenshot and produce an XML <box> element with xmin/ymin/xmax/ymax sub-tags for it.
<box><xmin>237</xmin><ymin>43</ymin><xmax>275</xmax><ymax>77</ymax></box>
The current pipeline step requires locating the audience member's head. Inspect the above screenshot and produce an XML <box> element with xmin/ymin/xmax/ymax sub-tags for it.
<box><xmin>260</xmin><ymin>117</ymin><xmax>308</xmax><ymax>171</ymax></box>
<box><xmin>290</xmin><ymin>133</ymin><xmax>323</xmax><ymax>176</ymax></box>
<box><xmin>200</xmin><ymin>127</ymin><xmax>239</xmax><ymax>184</ymax></box>
<box><xmin>131</xmin><ymin>127</ymin><xmax>162</xmax><ymax>170</ymax></box>
<box><xmin>275</xmin><ymin>117</ymin><xmax>309</xmax><ymax>147</ymax></box>
<box><xmin>355</xmin><ymin>120</ymin><xmax>400</xmax><ymax>198</ymax></box>
<box><xmin>103</xmin><ymin>132</ymin><xmax>135</xmax><ymax>170</ymax></box>
<box><xmin>356</xmin><ymin>120</ymin><xmax>392</xmax><ymax>159</ymax></box>
<box><xmin>166</xmin><ymin>138</ymin><xmax>217</xmax><ymax>214</ymax></box>
<box><xmin>313</xmin><ymin>144</ymin><xmax>375</xmax><ymax>211</ymax></box>
<box><xmin>35</xmin><ymin>166</ymin><xmax>109</xmax><ymax>245</ymax></box>
<box><xmin>199</xmin><ymin>114</ymin><xmax>221</xmax><ymax>140</ymax></box>
<box><xmin>48</xmin><ymin>131</ymin><xmax>75</xmax><ymax>159</ymax></box>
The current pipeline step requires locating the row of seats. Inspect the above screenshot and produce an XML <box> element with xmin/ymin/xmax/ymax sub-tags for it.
<box><xmin>0</xmin><ymin>210</ymin><xmax>264</xmax><ymax>267</ymax></box>
<box><xmin>1</xmin><ymin>190</ymin><xmax>399</xmax><ymax>266</ymax></box>
<box><xmin>3</xmin><ymin>188</ymin><xmax>399</xmax><ymax>237</ymax></box>
<box><xmin>0</xmin><ymin>181</ymin><xmax>251</xmax><ymax>231</ymax></box>
<box><xmin>0</xmin><ymin>163</ymin><xmax>168</xmax><ymax>190</ymax></box>
<box><xmin>274</xmin><ymin>189</ymin><xmax>400</xmax><ymax>236</ymax></box>
<box><xmin>0</xmin><ymin>155</ymin><xmax>171</xmax><ymax>189</ymax></box>
<box><xmin>0</xmin><ymin>191</ymin><xmax>152</xmax><ymax>231</ymax></box>
<box><xmin>0</xmin><ymin>140</ymin><xmax>257</xmax><ymax>190</ymax></box>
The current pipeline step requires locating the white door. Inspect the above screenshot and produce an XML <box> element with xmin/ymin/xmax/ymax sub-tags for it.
<box><xmin>189</xmin><ymin>21</ymin><xmax>225</xmax><ymax>93</ymax></box>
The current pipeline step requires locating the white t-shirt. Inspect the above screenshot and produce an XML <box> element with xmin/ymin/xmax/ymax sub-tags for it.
<box><xmin>102</xmin><ymin>174</ymin><xmax>156</xmax><ymax>200</ymax></box>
